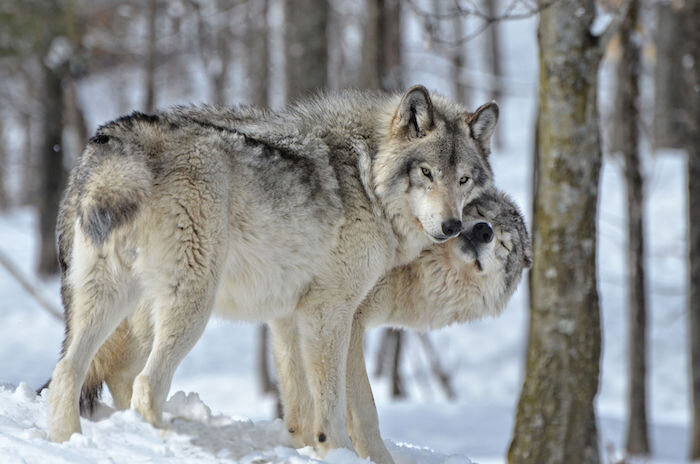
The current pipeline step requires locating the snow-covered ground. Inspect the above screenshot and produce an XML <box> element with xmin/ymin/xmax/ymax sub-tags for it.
<box><xmin>0</xmin><ymin>11</ymin><xmax>691</xmax><ymax>464</ymax></box>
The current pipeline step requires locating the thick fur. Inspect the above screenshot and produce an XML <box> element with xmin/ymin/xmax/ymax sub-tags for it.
<box><xmin>46</xmin><ymin>86</ymin><xmax>498</xmax><ymax>459</ymax></box>
<box><xmin>343</xmin><ymin>186</ymin><xmax>532</xmax><ymax>460</ymax></box>
<box><xmin>359</xmin><ymin>186</ymin><xmax>532</xmax><ymax>330</ymax></box>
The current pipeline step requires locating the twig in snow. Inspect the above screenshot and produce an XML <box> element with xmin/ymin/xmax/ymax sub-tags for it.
<box><xmin>0</xmin><ymin>249</ymin><xmax>63</xmax><ymax>321</ymax></box>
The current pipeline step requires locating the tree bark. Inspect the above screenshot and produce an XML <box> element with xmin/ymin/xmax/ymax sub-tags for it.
<box><xmin>484</xmin><ymin>0</ymin><xmax>502</xmax><ymax>146</ymax></box>
<box><xmin>652</xmin><ymin>1</ymin><xmax>685</xmax><ymax>151</ymax></box>
<box><xmin>450</xmin><ymin>2</ymin><xmax>468</xmax><ymax>106</ymax></box>
<box><xmin>284</xmin><ymin>0</ymin><xmax>328</xmax><ymax>102</ymax></box>
<box><xmin>210</xmin><ymin>0</ymin><xmax>232</xmax><ymax>106</ymax></box>
<box><xmin>613</xmin><ymin>0</ymin><xmax>650</xmax><ymax>455</ymax></box>
<box><xmin>360</xmin><ymin>0</ymin><xmax>402</xmax><ymax>92</ymax></box>
<box><xmin>684</xmin><ymin>1</ymin><xmax>700</xmax><ymax>458</ymax></box>
<box><xmin>508</xmin><ymin>1</ymin><xmax>604</xmax><ymax>462</ymax></box>
<box><xmin>0</xmin><ymin>120</ymin><xmax>8</xmax><ymax>209</ymax></box>
<box><xmin>389</xmin><ymin>328</ymin><xmax>405</xmax><ymax>399</ymax></box>
<box><xmin>247</xmin><ymin>0</ymin><xmax>270</xmax><ymax>107</ymax></box>
<box><xmin>144</xmin><ymin>0</ymin><xmax>158</xmax><ymax>112</ymax></box>
<box><xmin>37</xmin><ymin>58</ymin><xmax>67</xmax><ymax>276</ymax></box>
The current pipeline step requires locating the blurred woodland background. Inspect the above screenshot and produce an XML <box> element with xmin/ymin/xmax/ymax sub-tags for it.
<box><xmin>0</xmin><ymin>0</ymin><xmax>698</xmax><ymax>462</ymax></box>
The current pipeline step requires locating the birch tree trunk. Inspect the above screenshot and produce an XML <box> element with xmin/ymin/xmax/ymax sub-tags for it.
<box><xmin>284</xmin><ymin>0</ymin><xmax>328</xmax><ymax>102</ymax></box>
<box><xmin>613</xmin><ymin>0</ymin><xmax>650</xmax><ymax>455</ymax></box>
<box><xmin>509</xmin><ymin>1</ymin><xmax>604</xmax><ymax>462</ymax></box>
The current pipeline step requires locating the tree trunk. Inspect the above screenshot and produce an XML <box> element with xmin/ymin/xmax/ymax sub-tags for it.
<box><xmin>652</xmin><ymin>1</ymin><xmax>685</xmax><ymax>151</ymax></box>
<box><xmin>508</xmin><ymin>1</ymin><xmax>603</xmax><ymax>462</ymax></box>
<box><xmin>284</xmin><ymin>0</ymin><xmax>328</xmax><ymax>102</ymax></box>
<box><xmin>247</xmin><ymin>0</ymin><xmax>270</xmax><ymax>107</ymax></box>
<box><xmin>684</xmin><ymin>1</ymin><xmax>700</xmax><ymax>458</ymax></box>
<box><xmin>211</xmin><ymin>0</ymin><xmax>232</xmax><ymax>106</ymax></box>
<box><xmin>484</xmin><ymin>0</ymin><xmax>502</xmax><ymax>146</ymax></box>
<box><xmin>361</xmin><ymin>0</ymin><xmax>406</xmax><ymax>400</ymax></box>
<box><xmin>613</xmin><ymin>0</ymin><xmax>650</xmax><ymax>455</ymax></box>
<box><xmin>360</xmin><ymin>0</ymin><xmax>402</xmax><ymax>92</ymax></box>
<box><xmin>450</xmin><ymin>2</ymin><xmax>468</xmax><ymax>106</ymax></box>
<box><xmin>389</xmin><ymin>329</ymin><xmax>405</xmax><ymax>399</ymax></box>
<box><xmin>144</xmin><ymin>0</ymin><xmax>158</xmax><ymax>112</ymax></box>
<box><xmin>37</xmin><ymin>60</ymin><xmax>67</xmax><ymax>276</ymax></box>
<box><xmin>0</xmin><ymin>120</ymin><xmax>8</xmax><ymax>209</ymax></box>
<box><xmin>258</xmin><ymin>325</ymin><xmax>274</xmax><ymax>394</ymax></box>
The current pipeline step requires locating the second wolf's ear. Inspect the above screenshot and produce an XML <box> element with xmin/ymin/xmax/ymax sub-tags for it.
<box><xmin>467</xmin><ymin>102</ymin><xmax>499</xmax><ymax>150</ymax></box>
<box><xmin>391</xmin><ymin>85</ymin><xmax>434</xmax><ymax>139</ymax></box>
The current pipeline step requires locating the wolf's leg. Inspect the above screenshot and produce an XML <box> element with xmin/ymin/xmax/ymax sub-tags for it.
<box><xmin>49</xmin><ymin>239</ymin><xmax>137</xmax><ymax>442</ymax></box>
<box><xmin>104</xmin><ymin>303</ymin><xmax>153</xmax><ymax>410</ymax></box>
<box><xmin>295</xmin><ymin>297</ymin><xmax>356</xmax><ymax>455</ymax></box>
<box><xmin>346</xmin><ymin>318</ymin><xmax>394</xmax><ymax>464</ymax></box>
<box><xmin>269</xmin><ymin>317</ymin><xmax>314</xmax><ymax>447</ymax></box>
<box><xmin>130</xmin><ymin>282</ymin><xmax>215</xmax><ymax>427</ymax></box>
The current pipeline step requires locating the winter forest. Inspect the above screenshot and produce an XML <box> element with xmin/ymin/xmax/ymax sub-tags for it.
<box><xmin>0</xmin><ymin>0</ymin><xmax>698</xmax><ymax>463</ymax></box>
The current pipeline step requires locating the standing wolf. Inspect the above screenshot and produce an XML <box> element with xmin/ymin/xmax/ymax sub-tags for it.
<box><xmin>48</xmin><ymin>85</ymin><xmax>499</xmax><ymax>456</ymax></box>
<box><xmin>278</xmin><ymin>186</ymin><xmax>532</xmax><ymax>463</ymax></box>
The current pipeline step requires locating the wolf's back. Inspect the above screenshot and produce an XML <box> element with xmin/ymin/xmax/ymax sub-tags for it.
<box><xmin>75</xmin><ymin>113</ymin><xmax>155</xmax><ymax>248</ymax></box>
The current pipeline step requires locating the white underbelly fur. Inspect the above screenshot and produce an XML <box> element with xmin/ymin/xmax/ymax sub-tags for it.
<box><xmin>212</xmin><ymin>226</ymin><xmax>330</xmax><ymax>322</ymax></box>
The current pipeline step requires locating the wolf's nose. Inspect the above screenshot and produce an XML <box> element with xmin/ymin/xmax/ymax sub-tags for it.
<box><xmin>441</xmin><ymin>219</ymin><xmax>462</xmax><ymax>237</ymax></box>
<box><xmin>472</xmin><ymin>222</ymin><xmax>493</xmax><ymax>243</ymax></box>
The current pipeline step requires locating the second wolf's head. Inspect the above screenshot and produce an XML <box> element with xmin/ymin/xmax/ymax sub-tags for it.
<box><xmin>456</xmin><ymin>188</ymin><xmax>533</xmax><ymax>307</ymax></box>
<box><xmin>374</xmin><ymin>85</ymin><xmax>499</xmax><ymax>243</ymax></box>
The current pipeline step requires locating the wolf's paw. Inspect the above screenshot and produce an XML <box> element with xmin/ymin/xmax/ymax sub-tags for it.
<box><xmin>314</xmin><ymin>430</ymin><xmax>356</xmax><ymax>458</ymax></box>
<box><xmin>131</xmin><ymin>376</ymin><xmax>163</xmax><ymax>428</ymax></box>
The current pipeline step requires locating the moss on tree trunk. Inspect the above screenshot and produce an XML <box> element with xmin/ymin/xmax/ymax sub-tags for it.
<box><xmin>508</xmin><ymin>1</ymin><xmax>604</xmax><ymax>462</ymax></box>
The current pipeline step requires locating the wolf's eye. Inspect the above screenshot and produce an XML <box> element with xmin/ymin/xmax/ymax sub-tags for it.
<box><xmin>459</xmin><ymin>176</ymin><xmax>470</xmax><ymax>185</ymax></box>
<box><xmin>421</xmin><ymin>167</ymin><xmax>433</xmax><ymax>180</ymax></box>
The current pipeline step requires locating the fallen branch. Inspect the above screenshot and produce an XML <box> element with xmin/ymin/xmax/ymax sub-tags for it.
<box><xmin>0</xmin><ymin>249</ymin><xmax>63</xmax><ymax>321</ymax></box>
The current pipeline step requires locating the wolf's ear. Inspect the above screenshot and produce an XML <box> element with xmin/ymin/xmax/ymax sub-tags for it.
<box><xmin>467</xmin><ymin>102</ymin><xmax>499</xmax><ymax>149</ymax></box>
<box><xmin>391</xmin><ymin>85</ymin><xmax>434</xmax><ymax>139</ymax></box>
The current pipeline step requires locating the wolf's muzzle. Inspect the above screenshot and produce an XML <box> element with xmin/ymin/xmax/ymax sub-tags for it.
<box><xmin>471</xmin><ymin>222</ymin><xmax>493</xmax><ymax>244</ymax></box>
<box><xmin>441</xmin><ymin>218</ymin><xmax>463</xmax><ymax>237</ymax></box>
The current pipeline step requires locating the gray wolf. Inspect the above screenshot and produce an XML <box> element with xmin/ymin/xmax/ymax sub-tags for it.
<box><xmin>282</xmin><ymin>186</ymin><xmax>532</xmax><ymax>462</ymax></box>
<box><xmin>46</xmin><ymin>85</ymin><xmax>499</xmax><ymax>459</ymax></box>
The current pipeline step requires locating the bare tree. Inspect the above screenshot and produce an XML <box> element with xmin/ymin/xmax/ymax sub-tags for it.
<box><xmin>360</xmin><ymin>0</ymin><xmax>409</xmax><ymax>400</ymax></box>
<box><xmin>360</xmin><ymin>0</ymin><xmax>402</xmax><ymax>92</ymax></box>
<box><xmin>144</xmin><ymin>0</ymin><xmax>158</xmax><ymax>112</ymax></box>
<box><xmin>684</xmin><ymin>1</ymin><xmax>700</xmax><ymax>458</ymax></box>
<box><xmin>652</xmin><ymin>1</ymin><xmax>685</xmax><ymax>150</ymax></box>
<box><xmin>484</xmin><ymin>0</ymin><xmax>502</xmax><ymax>146</ymax></box>
<box><xmin>284</xmin><ymin>0</ymin><xmax>329</xmax><ymax>102</ymax></box>
<box><xmin>247</xmin><ymin>0</ymin><xmax>270</xmax><ymax>107</ymax></box>
<box><xmin>611</xmin><ymin>0</ymin><xmax>650</xmax><ymax>455</ymax></box>
<box><xmin>508</xmin><ymin>0</ymin><xmax>628</xmax><ymax>461</ymax></box>
<box><xmin>37</xmin><ymin>4</ymin><xmax>73</xmax><ymax>276</ymax></box>
<box><xmin>0</xmin><ymin>119</ymin><xmax>8</xmax><ymax>210</ymax></box>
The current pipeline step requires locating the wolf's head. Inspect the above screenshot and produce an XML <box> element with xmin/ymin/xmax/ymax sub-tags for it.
<box><xmin>456</xmin><ymin>188</ymin><xmax>532</xmax><ymax>299</ymax></box>
<box><xmin>374</xmin><ymin>85</ymin><xmax>498</xmax><ymax>243</ymax></box>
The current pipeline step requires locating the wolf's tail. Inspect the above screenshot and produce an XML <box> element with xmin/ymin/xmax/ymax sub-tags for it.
<box><xmin>77</xmin><ymin>120</ymin><xmax>153</xmax><ymax>248</ymax></box>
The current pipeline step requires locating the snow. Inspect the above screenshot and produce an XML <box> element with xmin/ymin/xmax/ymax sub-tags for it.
<box><xmin>0</xmin><ymin>384</ymin><xmax>475</xmax><ymax>464</ymax></box>
<box><xmin>0</xmin><ymin>9</ymin><xmax>692</xmax><ymax>464</ymax></box>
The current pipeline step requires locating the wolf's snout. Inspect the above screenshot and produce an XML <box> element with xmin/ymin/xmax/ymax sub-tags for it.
<box><xmin>441</xmin><ymin>219</ymin><xmax>462</xmax><ymax>237</ymax></box>
<box><xmin>472</xmin><ymin>222</ymin><xmax>493</xmax><ymax>244</ymax></box>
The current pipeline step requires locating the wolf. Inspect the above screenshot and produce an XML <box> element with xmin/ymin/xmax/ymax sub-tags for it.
<box><xmin>46</xmin><ymin>85</ymin><xmax>499</xmax><ymax>458</ymax></box>
<box><xmin>279</xmin><ymin>186</ymin><xmax>532</xmax><ymax>463</ymax></box>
